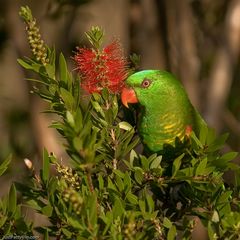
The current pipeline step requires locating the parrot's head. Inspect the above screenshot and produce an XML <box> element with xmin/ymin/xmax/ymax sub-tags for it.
<box><xmin>121</xmin><ymin>70</ymin><xmax>180</xmax><ymax>108</ymax></box>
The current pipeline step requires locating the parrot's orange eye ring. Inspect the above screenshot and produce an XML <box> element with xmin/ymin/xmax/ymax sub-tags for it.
<box><xmin>141</xmin><ymin>79</ymin><xmax>151</xmax><ymax>88</ymax></box>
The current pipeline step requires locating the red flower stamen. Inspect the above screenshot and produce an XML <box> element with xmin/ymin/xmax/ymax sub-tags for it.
<box><xmin>73</xmin><ymin>41</ymin><xmax>128</xmax><ymax>94</ymax></box>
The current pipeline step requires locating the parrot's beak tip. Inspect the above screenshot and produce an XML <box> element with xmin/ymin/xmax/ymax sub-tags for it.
<box><xmin>123</xmin><ymin>101</ymin><xmax>129</xmax><ymax>108</ymax></box>
<box><xmin>121</xmin><ymin>87</ymin><xmax>138</xmax><ymax>108</ymax></box>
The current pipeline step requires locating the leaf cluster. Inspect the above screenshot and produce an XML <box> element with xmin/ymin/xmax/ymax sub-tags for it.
<box><xmin>0</xmin><ymin>156</ymin><xmax>33</xmax><ymax>235</ymax></box>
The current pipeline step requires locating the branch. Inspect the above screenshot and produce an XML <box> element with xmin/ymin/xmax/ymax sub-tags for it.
<box><xmin>205</xmin><ymin>0</ymin><xmax>240</xmax><ymax>131</ymax></box>
<box><xmin>165</xmin><ymin>0</ymin><xmax>200</xmax><ymax>108</ymax></box>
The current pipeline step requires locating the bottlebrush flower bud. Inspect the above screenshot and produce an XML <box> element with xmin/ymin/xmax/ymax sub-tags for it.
<box><xmin>19</xmin><ymin>6</ymin><xmax>49</xmax><ymax>66</ymax></box>
<box><xmin>24</xmin><ymin>158</ymin><xmax>33</xmax><ymax>170</ymax></box>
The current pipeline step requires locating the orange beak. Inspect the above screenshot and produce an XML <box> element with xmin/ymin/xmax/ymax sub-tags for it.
<box><xmin>121</xmin><ymin>87</ymin><xmax>138</xmax><ymax>108</ymax></box>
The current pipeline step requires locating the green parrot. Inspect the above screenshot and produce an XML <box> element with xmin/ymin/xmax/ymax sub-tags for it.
<box><xmin>121</xmin><ymin>70</ymin><xmax>206</xmax><ymax>155</ymax></box>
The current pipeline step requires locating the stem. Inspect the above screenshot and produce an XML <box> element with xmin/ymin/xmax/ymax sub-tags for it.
<box><xmin>105</xmin><ymin>100</ymin><xmax>110</xmax><ymax>110</ymax></box>
<box><xmin>87</xmin><ymin>169</ymin><xmax>94</xmax><ymax>193</ymax></box>
<box><xmin>113</xmin><ymin>158</ymin><xmax>117</xmax><ymax>170</ymax></box>
<box><xmin>56</xmin><ymin>218</ymin><xmax>63</xmax><ymax>240</ymax></box>
<box><xmin>110</xmin><ymin>128</ymin><xmax>118</xmax><ymax>169</ymax></box>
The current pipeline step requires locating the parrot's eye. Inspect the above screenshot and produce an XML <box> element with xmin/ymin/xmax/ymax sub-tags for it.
<box><xmin>141</xmin><ymin>79</ymin><xmax>151</xmax><ymax>88</ymax></box>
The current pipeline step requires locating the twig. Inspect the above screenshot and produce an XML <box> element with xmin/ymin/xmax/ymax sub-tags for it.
<box><xmin>87</xmin><ymin>169</ymin><xmax>94</xmax><ymax>193</ymax></box>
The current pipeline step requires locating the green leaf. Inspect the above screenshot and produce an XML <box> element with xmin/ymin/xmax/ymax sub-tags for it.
<box><xmin>150</xmin><ymin>156</ymin><xmax>162</xmax><ymax>169</ymax></box>
<box><xmin>123</xmin><ymin>172</ymin><xmax>132</xmax><ymax>192</ymax></box>
<box><xmin>112</xmin><ymin>95</ymin><xmax>118</xmax><ymax>119</ymax></box>
<box><xmin>208</xmin><ymin>133</ymin><xmax>229</xmax><ymax>152</ymax></box>
<box><xmin>163</xmin><ymin>217</ymin><xmax>172</xmax><ymax>228</ymax></box>
<box><xmin>3</xmin><ymin>222</ymin><xmax>11</xmax><ymax>235</ymax></box>
<box><xmin>59</xmin><ymin>53</ymin><xmax>68</xmax><ymax>84</ymax></box>
<box><xmin>114</xmin><ymin>169</ymin><xmax>125</xmax><ymax>179</ymax></box>
<box><xmin>218</xmin><ymin>190</ymin><xmax>232</xmax><ymax>204</ymax></box>
<box><xmin>191</xmin><ymin>132</ymin><xmax>203</xmax><ymax>149</ymax></box>
<box><xmin>115</xmin><ymin>175</ymin><xmax>124</xmax><ymax>192</ymax></box>
<box><xmin>196</xmin><ymin>157</ymin><xmax>207</xmax><ymax>175</ymax></box>
<box><xmin>8</xmin><ymin>184</ymin><xmax>17</xmax><ymax>215</ymax></box>
<box><xmin>62</xmin><ymin>228</ymin><xmax>72</xmax><ymax>238</ymax></box>
<box><xmin>126</xmin><ymin>192</ymin><xmax>138</xmax><ymax>205</ymax></box>
<box><xmin>60</xmin><ymin>88</ymin><xmax>75</xmax><ymax>111</ymax></box>
<box><xmin>206</xmin><ymin>128</ymin><xmax>216</xmax><ymax>145</ymax></box>
<box><xmin>74</xmin><ymin>108</ymin><xmax>83</xmax><ymax>132</ymax></box>
<box><xmin>64</xmin><ymin>212</ymin><xmax>82</xmax><ymax>229</ymax></box>
<box><xmin>199</xmin><ymin>124</ymin><xmax>208</xmax><ymax>145</ymax></box>
<box><xmin>124</xmin><ymin>137</ymin><xmax>140</xmax><ymax>156</ymax></box>
<box><xmin>85</xmin><ymin>26</ymin><xmax>104</xmax><ymax>49</ymax></box>
<box><xmin>17</xmin><ymin>58</ymin><xmax>33</xmax><ymax>70</ymax></box>
<box><xmin>26</xmin><ymin>199</ymin><xmax>42</xmax><ymax>211</ymax></box>
<box><xmin>26</xmin><ymin>77</ymin><xmax>51</xmax><ymax>87</ymax></box>
<box><xmin>101</xmin><ymin>211</ymin><xmax>113</xmax><ymax>235</ymax></box>
<box><xmin>140</xmin><ymin>155</ymin><xmax>149</xmax><ymax>170</ymax></box>
<box><xmin>167</xmin><ymin>225</ymin><xmax>177</xmax><ymax>240</ymax></box>
<box><xmin>48</xmin><ymin>83</ymin><xmax>58</xmax><ymax>94</ymax></box>
<box><xmin>92</xmin><ymin>92</ymin><xmax>101</xmax><ymax>101</ymax></box>
<box><xmin>88</xmin><ymin>193</ymin><xmax>98</xmax><ymax>227</ymax></box>
<box><xmin>0</xmin><ymin>154</ymin><xmax>11</xmax><ymax>176</ymax></box>
<box><xmin>108</xmin><ymin>177</ymin><xmax>117</xmax><ymax>191</ymax></box>
<box><xmin>91</xmin><ymin>100</ymin><xmax>105</xmax><ymax>118</ymax></box>
<box><xmin>139</xmin><ymin>200</ymin><xmax>145</xmax><ymax>213</ymax></box>
<box><xmin>220</xmin><ymin>152</ymin><xmax>238</xmax><ymax>162</ymax></box>
<box><xmin>119</xmin><ymin>121</ymin><xmax>133</xmax><ymax>131</ymax></box>
<box><xmin>42</xmin><ymin>204</ymin><xmax>53</xmax><ymax>217</ymax></box>
<box><xmin>48</xmin><ymin>47</ymin><xmax>56</xmax><ymax>65</ymax></box>
<box><xmin>112</xmin><ymin>197</ymin><xmax>125</xmax><ymax>219</ymax></box>
<box><xmin>212</xmin><ymin>152</ymin><xmax>238</xmax><ymax>170</ymax></box>
<box><xmin>130</xmin><ymin>53</ymin><xmax>141</xmax><ymax>69</ymax></box>
<box><xmin>208</xmin><ymin>222</ymin><xmax>217</xmax><ymax>240</ymax></box>
<box><xmin>49</xmin><ymin>122</ymin><xmax>64</xmax><ymax>131</ymax></box>
<box><xmin>48</xmin><ymin>178</ymin><xmax>57</xmax><ymax>203</ymax></box>
<box><xmin>41</xmin><ymin>148</ymin><xmax>50</xmax><ymax>184</ymax></box>
<box><xmin>0</xmin><ymin>216</ymin><xmax>7</xmax><ymax>228</ymax></box>
<box><xmin>229</xmin><ymin>161</ymin><xmax>239</xmax><ymax>170</ymax></box>
<box><xmin>98</xmin><ymin>174</ymin><xmax>104</xmax><ymax>190</ymax></box>
<box><xmin>45</xmin><ymin>64</ymin><xmax>55</xmax><ymax>80</ymax></box>
<box><xmin>147</xmin><ymin>153</ymin><xmax>158</xmax><ymax>163</ymax></box>
<box><xmin>146</xmin><ymin>194</ymin><xmax>154</xmax><ymax>213</ymax></box>
<box><xmin>66</xmin><ymin>111</ymin><xmax>75</xmax><ymax>127</ymax></box>
<box><xmin>172</xmin><ymin>153</ymin><xmax>184</xmax><ymax>177</ymax></box>
<box><xmin>211</xmin><ymin>210</ymin><xmax>219</xmax><ymax>223</ymax></box>
<box><xmin>73</xmin><ymin>136</ymin><xmax>83</xmax><ymax>150</ymax></box>
<box><xmin>130</xmin><ymin>150</ymin><xmax>138</xmax><ymax>167</ymax></box>
<box><xmin>134</xmin><ymin>168</ymin><xmax>143</xmax><ymax>185</ymax></box>
<box><xmin>32</xmin><ymin>63</ymin><xmax>42</xmax><ymax>74</ymax></box>
<box><xmin>44</xmin><ymin>229</ymin><xmax>49</xmax><ymax>240</ymax></box>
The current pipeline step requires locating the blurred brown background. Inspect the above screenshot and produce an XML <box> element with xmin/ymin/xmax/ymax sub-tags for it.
<box><xmin>1</xmin><ymin>0</ymin><xmax>240</xmax><ymax>191</ymax></box>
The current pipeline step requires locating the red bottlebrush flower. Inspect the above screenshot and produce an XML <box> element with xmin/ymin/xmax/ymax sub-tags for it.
<box><xmin>73</xmin><ymin>41</ymin><xmax>128</xmax><ymax>94</ymax></box>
